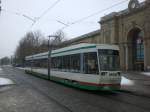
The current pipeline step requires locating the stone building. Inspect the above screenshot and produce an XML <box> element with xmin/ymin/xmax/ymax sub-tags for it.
<box><xmin>99</xmin><ymin>0</ymin><xmax>150</xmax><ymax>71</ymax></box>
<box><xmin>61</xmin><ymin>0</ymin><xmax>150</xmax><ymax>71</ymax></box>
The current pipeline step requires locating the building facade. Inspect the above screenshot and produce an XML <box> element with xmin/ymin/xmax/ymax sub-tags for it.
<box><xmin>62</xmin><ymin>0</ymin><xmax>150</xmax><ymax>71</ymax></box>
<box><xmin>99</xmin><ymin>0</ymin><xmax>150</xmax><ymax>71</ymax></box>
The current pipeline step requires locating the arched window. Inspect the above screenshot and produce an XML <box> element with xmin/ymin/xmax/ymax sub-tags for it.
<box><xmin>135</xmin><ymin>31</ymin><xmax>144</xmax><ymax>61</ymax></box>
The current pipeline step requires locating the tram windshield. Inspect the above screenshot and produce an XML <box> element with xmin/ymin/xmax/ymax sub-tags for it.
<box><xmin>99</xmin><ymin>49</ymin><xmax>120</xmax><ymax>71</ymax></box>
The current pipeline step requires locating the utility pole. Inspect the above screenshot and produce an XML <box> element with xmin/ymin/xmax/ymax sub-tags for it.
<box><xmin>47</xmin><ymin>35</ymin><xmax>59</xmax><ymax>80</ymax></box>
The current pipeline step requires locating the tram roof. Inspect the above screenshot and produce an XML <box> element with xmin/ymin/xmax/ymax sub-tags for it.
<box><xmin>25</xmin><ymin>43</ymin><xmax>119</xmax><ymax>60</ymax></box>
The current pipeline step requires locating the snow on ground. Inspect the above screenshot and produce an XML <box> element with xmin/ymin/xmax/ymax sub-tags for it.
<box><xmin>2</xmin><ymin>65</ymin><xmax>12</xmax><ymax>67</ymax></box>
<box><xmin>141</xmin><ymin>72</ymin><xmax>150</xmax><ymax>77</ymax></box>
<box><xmin>0</xmin><ymin>78</ymin><xmax>14</xmax><ymax>86</ymax></box>
<box><xmin>121</xmin><ymin>76</ymin><xmax>134</xmax><ymax>86</ymax></box>
<box><xmin>17</xmin><ymin>67</ymin><xmax>31</xmax><ymax>70</ymax></box>
<box><xmin>16</xmin><ymin>67</ymin><xmax>26</xmax><ymax>70</ymax></box>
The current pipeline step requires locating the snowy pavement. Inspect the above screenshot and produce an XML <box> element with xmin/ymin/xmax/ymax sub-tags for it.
<box><xmin>0</xmin><ymin>67</ymin><xmax>2</xmax><ymax>71</ymax></box>
<box><xmin>121</xmin><ymin>76</ymin><xmax>134</xmax><ymax>86</ymax></box>
<box><xmin>0</xmin><ymin>67</ymin><xmax>14</xmax><ymax>86</ymax></box>
<box><xmin>16</xmin><ymin>67</ymin><xmax>31</xmax><ymax>70</ymax></box>
<box><xmin>0</xmin><ymin>78</ymin><xmax>14</xmax><ymax>86</ymax></box>
<box><xmin>2</xmin><ymin>66</ymin><xmax>150</xmax><ymax>112</ymax></box>
<box><xmin>141</xmin><ymin>72</ymin><xmax>150</xmax><ymax>77</ymax></box>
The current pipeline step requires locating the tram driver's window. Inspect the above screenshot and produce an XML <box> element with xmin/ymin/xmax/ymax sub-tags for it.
<box><xmin>83</xmin><ymin>52</ymin><xmax>98</xmax><ymax>74</ymax></box>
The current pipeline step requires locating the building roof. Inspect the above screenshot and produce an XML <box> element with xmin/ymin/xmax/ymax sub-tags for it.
<box><xmin>61</xmin><ymin>29</ymin><xmax>100</xmax><ymax>45</ymax></box>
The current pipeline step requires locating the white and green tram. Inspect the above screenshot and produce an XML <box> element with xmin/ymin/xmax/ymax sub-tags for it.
<box><xmin>25</xmin><ymin>43</ymin><xmax>121</xmax><ymax>90</ymax></box>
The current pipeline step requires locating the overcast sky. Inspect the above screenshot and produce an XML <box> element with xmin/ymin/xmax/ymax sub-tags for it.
<box><xmin>0</xmin><ymin>0</ymin><xmax>145</xmax><ymax>58</ymax></box>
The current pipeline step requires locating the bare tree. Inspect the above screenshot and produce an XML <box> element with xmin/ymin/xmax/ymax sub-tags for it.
<box><xmin>52</xmin><ymin>30</ymin><xmax>67</xmax><ymax>46</ymax></box>
<box><xmin>14</xmin><ymin>31</ymin><xmax>45</xmax><ymax>65</ymax></box>
<box><xmin>14</xmin><ymin>30</ymin><xmax>67</xmax><ymax>65</ymax></box>
<box><xmin>0</xmin><ymin>57</ymin><xmax>10</xmax><ymax>65</ymax></box>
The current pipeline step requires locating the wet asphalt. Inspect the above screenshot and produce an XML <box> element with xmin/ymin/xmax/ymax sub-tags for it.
<box><xmin>0</xmin><ymin>66</ymin><xmax>150</xmax><ymax>112</ymax></box>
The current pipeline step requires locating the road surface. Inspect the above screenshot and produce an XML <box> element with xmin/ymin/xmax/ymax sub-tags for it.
<box><xmin>0</xmin><ymin>66</ymin><xmax>150</xmax><ymax>112</ymax></box>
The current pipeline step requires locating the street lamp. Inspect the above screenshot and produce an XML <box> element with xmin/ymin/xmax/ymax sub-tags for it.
<box><xmin>47</xmin><ymin>35</ymin><xmax>59</xmax><ymax>80</ymax></box>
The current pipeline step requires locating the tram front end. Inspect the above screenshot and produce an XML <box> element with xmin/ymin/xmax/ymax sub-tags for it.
<box><xmin>98</xmin><ymin>49</ymin><xmax>121</xmax><ymax>91</ymax></box>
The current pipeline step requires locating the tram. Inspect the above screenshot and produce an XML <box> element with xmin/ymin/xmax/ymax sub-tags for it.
<box><xmin>25</xmin><ymin>43</ymin><xmax>121</xmax><ymax>90</ymax></box>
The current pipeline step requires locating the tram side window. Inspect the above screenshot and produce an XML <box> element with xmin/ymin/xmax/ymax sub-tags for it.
<box><xmin>26</xmin><ymin>60</ymin><xmax>32</xmax><ymax>67</ymax></box>
<box><xmin>39</xmin><ymin>59</ymin><xmax>47</xmax><ymax>68</ymax></box>
<box><xmin>62</xmin><ymin>55</ymin><xmax>71</xmax><ymax>72</ymax></box>
<box><xmin>70</xmin><ymin>54</ymin><xmax>80</xmax><ymax>73</ymax></box>
<box><xmin>51</xmin><ymin>57</ymin><xmax>62</xmax><ymax>70</ymax></box>
<box><xmin>33</xmin><ymin>59</ymin><xmax>47</xmax><ymax>68</ymax></box>
<box><xmin>83</xmin><ymin>52</ymin><xmax>98</xmax><ymax>74</ymax></box>
<box><xmin>58</xmin><ymin>57</ymin><xmax>62</xmax><ymax>69</ymax></box>
<box><xmin>51</xmin><ymin>57</ymin><xmax>57</xmax><ymax>69</ymax></box>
